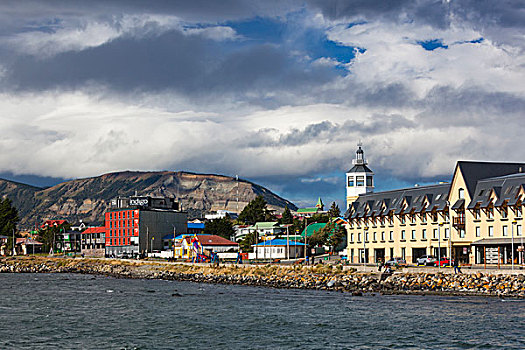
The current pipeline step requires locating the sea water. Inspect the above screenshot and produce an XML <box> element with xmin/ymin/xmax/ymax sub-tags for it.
<box><xmin>0</xmin><ymin>273</ymin><xmax>523</xmax><ymax>349</ymax></box>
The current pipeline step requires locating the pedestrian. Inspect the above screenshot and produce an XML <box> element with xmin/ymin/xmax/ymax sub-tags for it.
<box><xmin>378</xmin><ymin>258</ymin><xmax>383</xmax><ymax>272</ymax></box>
<box><xmin>453</xmin><ymin>258</ymin><xmax>461</xmax><ymax>274</ymax></box>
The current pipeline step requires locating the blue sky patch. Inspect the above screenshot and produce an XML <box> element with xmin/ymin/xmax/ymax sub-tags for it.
<box><xmin>418</xmin><ymin>39</ymin><xmax>448</xmax><ymax>51</ymax></box>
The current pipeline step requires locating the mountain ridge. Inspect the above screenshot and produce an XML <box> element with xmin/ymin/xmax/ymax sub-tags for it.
<box><xmin>0</xmin><ymin>171</ymin><xmax>297</xmax><ymax>228</ymax></box>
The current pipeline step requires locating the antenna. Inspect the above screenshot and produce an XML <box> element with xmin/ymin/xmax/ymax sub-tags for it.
<box><xmin>357</xmin><ymin>140</ymin><xmax>363</xmax><ymax>147</ymax></box>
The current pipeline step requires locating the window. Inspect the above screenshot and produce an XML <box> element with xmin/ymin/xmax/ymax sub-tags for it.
<box><xmin>401</xmin><ymin>230</ymin><xmax>406</xmax><ymax>240</ymax></box>
<box><xmin>400</xmin><ymin>215</ymin><xmax>406</xmax><ymax>225</ymax></box>
<box><xmin>474</xmin><ymin>208</ymin><xmax>480</xmax><ymax>220</ymax></box>
<box><xmin>517</xmin><ymin>225</ymin><xmax>522</xmax><ymax>236</ymax></box>
<box><xmin>422</xmin><ymin>229</ymin><xmax>426</xmax><ymax>239</ymax></box>
<box><xmin>421</xmin><ymin>213</ymin><xmax>427</xmax><ymax>223</ymax></box>
<box><xmin>365</xmin><ymin>232</ymin><xmax>369</xmax><ymax>241</ymax></box>
<box><xmin>348</xmin><ymin>176</ymin><xmax>354</xmax><ymax>187</ymax></box>
<box><xmin>502</xmin><ymin>225</ymin><xmax>508</xmax><ymax>236</ymax></box>
<box><xmin>358</xmin><ymin>233</ymin><xmax>361</xmax><ymax>242</ymax></box>
<box><xmin>445</xmin><ymin>228</ymin><xmax>450</xmax><ymax>238</ymax></box>
<box><xmin>350</xmin><ymin>233</ymin><xmax>354</xmax><ymax>242</ymax></box>
<box><xmin>433</xmin><ymin>228</ymin><xmax>438</xmax><ymax>239</ymax></box>
<box><xmin>366</xmin><ymin>176</ymin><xmax>373</xmax><ymax>187</ymax></box>
<box><xmin>460</xmin><ymin>229</ymin><xmax>465</xmax><ymax>238</ymax></box>
<box><xmin>401</xmin><ymin>247</ymin><xmax>406</xmax><ymax>260</ymax></box>
<box><xmin>373</xmin><ymin>232</ymin><xmax>377</xmax><ymax>241</ymax></box>
<box><xmin>475</xmin><ymin>226</ymin><xmax>480</xmax><ymax>237</ymax></box>
<box><xmin>478</xmin><ymin>189</ymin><xmax>484</xmax><ymax>196</ymax></box>
<box><xmin>389</xmin><ymin>231</ymin><xmax>393</xmax><ymax>241</ymax></box>
<box><xmin>502</xmin><ymin>207</ymin><xmax>508</xmax><ymax>219</ymax></box>
<box><xmin>381</xmin><ymin>231</ymin><xmax>385</xmax><ymax>241</ymax></box>
<box><xmin>356</xmin><ymin>176</ymin><xmax>365</xmax><ymax>186</ymax></box>
<box><xmin>458</xmin><ymin>188</ymin><xmax>465</xmax><ymax>199</ymax></box>
<box><xmin>517</xmin><ymin>207</ymin><xmax>523</xmax><ymax>218</ymax></box>
<box><xmin>488</xmin><ymin>226</ymin><xmax>494</xmax><ymax>237</ymax></box>
<box><xmin>411</xmin><ymin>230</ymin><xmax>416</xmax><ymax>240</ymax></box>
<box><xmin>488</xmin><ymin>207</ymin><xmax>494</xmax><ymax>219</ymax></box>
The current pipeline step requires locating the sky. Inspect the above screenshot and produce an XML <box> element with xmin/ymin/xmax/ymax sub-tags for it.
<box><xmin>0</xmin><ymin>0</ymin><xmax>524</xmax><ymax>209</ymax></box>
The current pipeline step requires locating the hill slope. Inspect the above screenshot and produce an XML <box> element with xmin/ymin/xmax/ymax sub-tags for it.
<box><xmin>0</xmin><ymin>171</ymin><xmax>297</xmax><ymax>228</ymax></box>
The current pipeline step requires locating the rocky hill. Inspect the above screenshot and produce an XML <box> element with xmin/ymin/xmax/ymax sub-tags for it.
<box><xmin>0</xmin><ymin>171</ymin><xmax>297</xmax><ymax>228</ymax></box>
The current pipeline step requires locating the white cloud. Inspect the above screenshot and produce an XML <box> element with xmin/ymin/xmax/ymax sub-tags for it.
<box><xmin>3</xmin><ymin>14</ymin><xmax>182</xmax><ymax>57</ymax></box>
<box><xmin>183</xmin><ymin>26</ymin><xmax>240</xmax><ymax>41</ymax></box>
<box><xmin>328</xmin><ymin>21</ymin><xmax>525</xmax><ymax>97</ymax></box>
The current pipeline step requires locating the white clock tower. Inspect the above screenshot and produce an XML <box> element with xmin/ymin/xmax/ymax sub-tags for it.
<box><xmin>346</xmin><ymin>144</ymin><xmax>374</xmax><ymax>209</ymax></box>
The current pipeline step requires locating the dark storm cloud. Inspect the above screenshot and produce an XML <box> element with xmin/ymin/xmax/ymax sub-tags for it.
<box><xmin>415</xmin><ymin>86</ymin><xmax>525</xmax><ymax>128</ymax></box>
<box><xmin>0</xmin><ymin>0</ymin><xmax>297</xmax><ymax>24</ymax></box>
<box><xmin>308</xmin><ymin>0</ymin><xmax>525</xmax><ymax>30</ymax></box>
<box><xmin>237</xmin><ymin>115</ymin><xmax>415</xmax><ymax>149</ymax></box>
<box><xmin>4</xmin><ymin>28</ymin><xmax>337</xmax><ymax>98</ymax></box>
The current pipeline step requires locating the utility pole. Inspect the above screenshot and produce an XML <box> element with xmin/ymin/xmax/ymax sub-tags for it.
<box><xmin>236</xmin><ymin>175</ymin><xmax>239</xmax><ymax>214</ymax></box>
<box><xmin>510</xmin><ymin>220</ymin><xmax>516</xmax><ymax>270</ymax></box>
<box><xmin>304</xmin><ymin>218</ymin><xmax>308</xmax><ymax>261</ymax></box>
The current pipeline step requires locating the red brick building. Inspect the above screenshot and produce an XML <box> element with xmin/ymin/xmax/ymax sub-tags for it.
<box><xmin>105</xmin><ymin>196</ymin><xmax>187</xmax><ymax>258</ymax></box>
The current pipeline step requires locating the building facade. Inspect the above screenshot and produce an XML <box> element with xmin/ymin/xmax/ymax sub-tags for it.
<box><xmin>80</xmin><ymin>226</ymin><xmax>105</xmax><ymax>257</ymax></box>
<box><xmin>105</xmin><ymin>196</ymin><xmax>187</xmax><ymax>257</ymax></box>
<box><xmin>345</xmin><ymin>157</ymin><xmax>525</xmax><ymax>266</ymax></box>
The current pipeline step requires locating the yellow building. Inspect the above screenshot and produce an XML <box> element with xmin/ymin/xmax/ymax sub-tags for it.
<box><xmin>345</xmin><ymin>151</ymin><xmax>525</xmax><ymax>267</ymax></box>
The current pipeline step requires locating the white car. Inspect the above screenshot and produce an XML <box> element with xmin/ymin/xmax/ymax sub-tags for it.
<box><xmin>416</xmin><ymin>255</ymin><xmax>437</xmax><ymax>266</ymax></box>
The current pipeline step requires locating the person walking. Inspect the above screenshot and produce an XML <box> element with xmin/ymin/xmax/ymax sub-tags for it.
<box><xmin>453</xmin><ymin>258</ymin><xmax>462</xmax><ymax>274</ymax></box>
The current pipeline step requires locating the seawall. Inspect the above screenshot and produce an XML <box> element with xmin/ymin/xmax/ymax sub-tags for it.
<box><xmin>1</xmin><ymin>257</ymin><xmax>524</xmax><ymax>298</ymax></box>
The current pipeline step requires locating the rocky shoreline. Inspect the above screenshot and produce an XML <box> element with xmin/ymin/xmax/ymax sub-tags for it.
<box><xmin>1</xmin><ymin>257</ymin><xmax>524</xmax><ymax>298</ymax></box>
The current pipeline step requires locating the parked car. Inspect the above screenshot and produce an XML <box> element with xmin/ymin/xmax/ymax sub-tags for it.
<box><xmin>385</xmin><ymin>257</ymin><xmax>407</xmax><ymax>266</ymax></box>
<box><xmin>416</xmin><ymin>255</ymin><xmax>437</xmax><ymax>266</ymax></box>
<box><xmin>433</xmin><ymin>257</ymin><xmax>454</xmax><ymax>267</ymax></box>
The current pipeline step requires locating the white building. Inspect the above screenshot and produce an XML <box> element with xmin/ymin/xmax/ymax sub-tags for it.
<box><xmin>346</xmin><ymin>144</ymin><xmax>374</xmax><ymax>209</ymax></box>
<box><xmin>252</xmin><ymin>239</ymin><xmax>305</xmax><ymax>259</ymax></box>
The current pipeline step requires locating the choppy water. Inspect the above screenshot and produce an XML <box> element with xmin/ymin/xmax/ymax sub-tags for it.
<box><xmin>0</xmin><ymin>273</ymin><xmax>523</xmax><ymax>349</ymax></box>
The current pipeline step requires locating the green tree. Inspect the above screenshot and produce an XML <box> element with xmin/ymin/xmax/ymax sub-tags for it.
<box><xmin>0</xmin><ymin>197</ymin><xmax>19</xmax><ymax>236</ymax></box>
<box><xmin>308</xmin><ymin>226</ymin><xmax>329</xmax><ymax>249</ymax></box>
<box><xmin>328</xmin><ymin>202</ymin><xmax>341</xmax><ymax>218</ymax></box>
<box><xmin>38</xmin><ymin>223</ymin><xmax>70</xmax><ymax>253</ymax></box>
<box><xmin>0</xmin><ymin>198</ymin><xmax>19</xmax><ymax>254</ymax></box>
<box><xmin>204</xmin><ymin>217</ymin><xmax>235</xmax><ymax>240</ymax></box>
<box><xmin>310</xmin><ymin>212</ymin><xmax>329</xmax><ymax>223</ymax></box>
<box><xmin>327</xmin><ymin>222</ymin><xmax>347</xmax><ymax>253</ymax></box>
<box><xmin>280</xmin><ymin>206</ymin><xmax>293</xmax><ymax>225</ymax></box>
<box><xmin>238</xmin><ymin>195</ymin><xmax>275</xmax><ymax>225</ymax></box>
<box><xmin>239</xmin><ymin>231</ymin><xmax>256</xmax><ymax>253</ymax></box>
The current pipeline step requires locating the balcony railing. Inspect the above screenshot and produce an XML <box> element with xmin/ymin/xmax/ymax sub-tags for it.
<box><xmin>453</xmin><ymin>216</ymin><xmax>465</xmax><ymax>228</ymax></box>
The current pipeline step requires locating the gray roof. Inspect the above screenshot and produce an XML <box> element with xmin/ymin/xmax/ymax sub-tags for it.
<box><xmin>457</xmin><ymin>161</ymin><xmax>525</xmax><ymax>198</ymax></box>
<box><xmin>467</xmin><ymin>172</ymin><xmax>525</xmax><ymax>209</ymax></box>
<box><xmin>345</xmin><ymin>183</ymin><xmax>450</xmax><ymax>219</ymax></box>
<box><xmin>347</xmin><ymin>164</ymin><xmax>374</xmax><ymax>173</ymax></box>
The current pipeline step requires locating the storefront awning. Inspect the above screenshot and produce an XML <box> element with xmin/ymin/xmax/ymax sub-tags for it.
<box><xmin>472</xmin><ymin>238</ymin><xmax>520</xmax><ymax>246</ymax></box>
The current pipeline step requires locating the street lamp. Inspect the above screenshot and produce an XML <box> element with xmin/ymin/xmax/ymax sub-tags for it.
<box><xmin>512</xmin><ymin>220</ymin><xmax>516</xmax><ymax>270</ymax></box>
<box><xmin>363</xmin><ymin>226</ymin><xmax>368</xmax><ymax>267</ymax></box>
<box><xmin>438</xmin><ymin>223</ymin><xmax>443</xmax><ymax>270</ymax></box>
<box><xmin>446</xmin><ymin>201</ymin><xmax>453</xmax><ymax>264</ymax></box>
